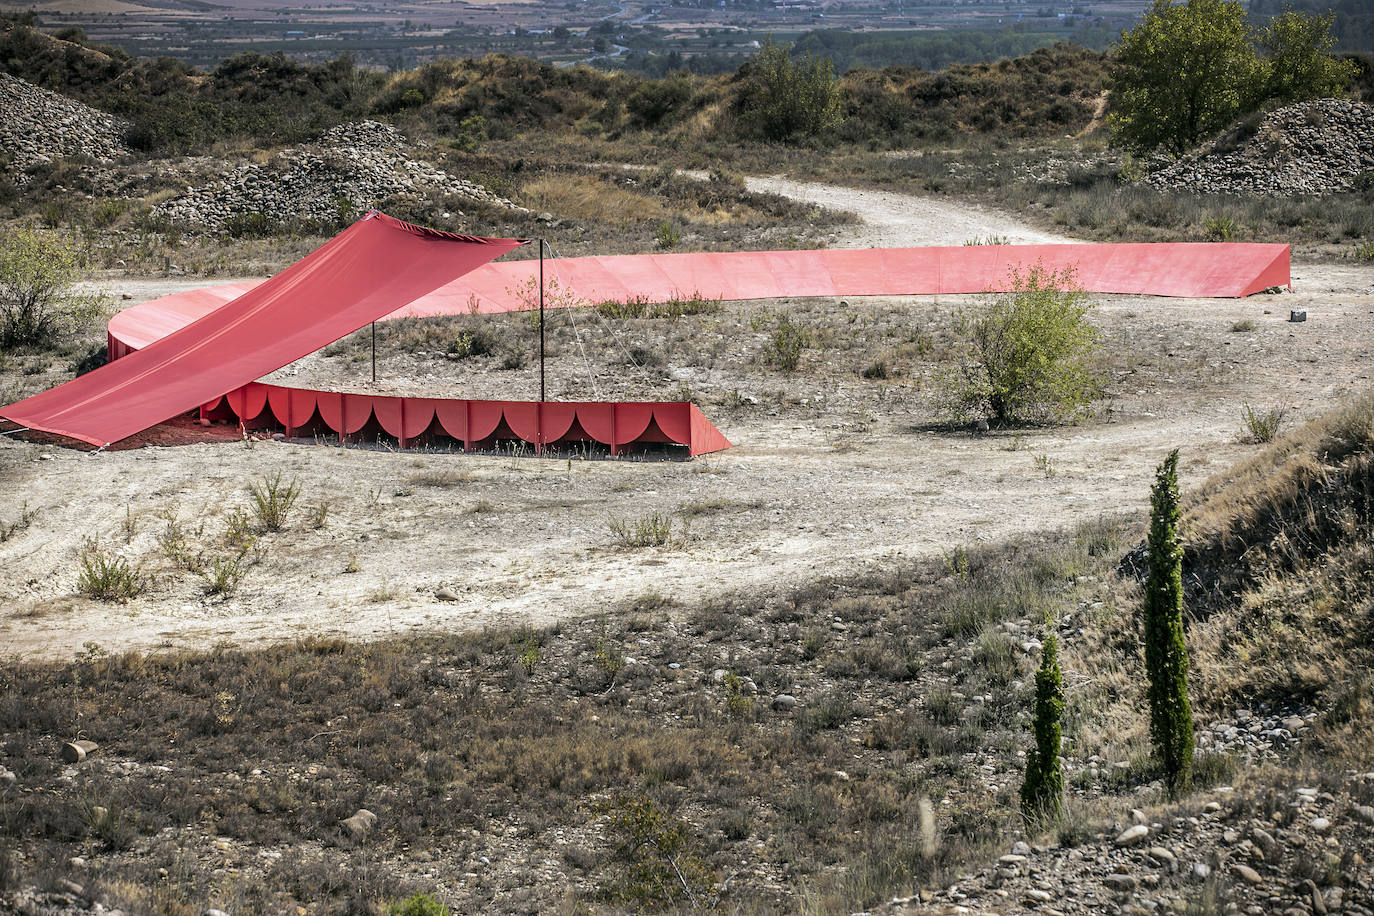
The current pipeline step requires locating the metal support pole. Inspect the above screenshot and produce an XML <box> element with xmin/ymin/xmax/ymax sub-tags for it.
<box><xmin>370</xmin><ymin>322</ymin><xmax>377</xmax><ymax>383</ymax></box>
<box><xmin>538</xmin><ymin>238</ymin><xmax>546</xmax><ymax>403</ymax></box>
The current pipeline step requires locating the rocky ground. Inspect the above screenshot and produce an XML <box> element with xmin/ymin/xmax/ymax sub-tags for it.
<box><xmin>1147</xmin><ymin>99</ymin><xmax>1374</xmax><ymax>198</ymax></box>
<box><xmin>0</xmin><ymin>73</ymin><xmax>130</xmax><ymax>176</ymax></box>
<box><xmin>900</xmin><ymin>775</ymin><xmax>1374</xmax><ymax>916</ymax></box>
<box><xmin>151</xmin><ymin>120</ymin><xmax>525</xmax><ymax>233</ymax></box>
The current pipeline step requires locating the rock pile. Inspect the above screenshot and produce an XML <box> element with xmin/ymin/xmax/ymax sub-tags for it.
<box><xmin>1147</xmin><ymin>98</ymin><xmax>1374</xmax><ymax>196</ymax></box>
<box><xmin>0</xmin><ymin>72</ymin><xmax>130</xmax><ymax>175</ymax></box>
<box><xmin>153</xmin><ymin>119</ymin><xmax>523</xmax><ymax>231</ymax></box>
<box><xmin>886</xmin><ymin>772</ymin><xmax>1374</xmax><ymax>916</ymax></box>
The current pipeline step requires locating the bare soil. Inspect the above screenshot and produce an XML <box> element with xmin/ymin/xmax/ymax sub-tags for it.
<box><xmin>3</xmin><ymin>186</ymin><xmax>1372</xmax><ymax>663</ymax></box>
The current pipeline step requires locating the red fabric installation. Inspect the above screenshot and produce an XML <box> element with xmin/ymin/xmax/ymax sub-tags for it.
<box><xmin>1</xmin><ymin>214</ymin><xmax>524</xmax><ymax>446</ymax></box>
<box><xmin>105</xmin><ymin>243</ymin><xmax>1292</xmax><ymax>350</ymax></box>
<box><xmin>397</xmin><ymin>242</ymin><xmax>1293</xmax><ymax>315</ymax></box>
<box><xmin>207</xmin><ymin>383</ymin><xmax>731</xmax><ymax>456</ymax></box>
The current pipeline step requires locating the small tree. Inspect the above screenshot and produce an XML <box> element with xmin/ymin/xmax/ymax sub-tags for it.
<box><xmin>940</xmin><ymin>264</ymin><xmax>1101</xmax><ymax>426</ymax></box>
<box><xmin>1255</xmin><ymin>7</ymin><xmax>1357</xmax><ymax>106</ymax></box>
<box><xmin>1108</xmin><ymin>0</ymin><xmax>1261</xmax><ymax>156</ymax></box>
<box><xmin>737</xmin><ymin>38</ymin><xmax>842</xmax><ymax>142</ymax></box>
<box><xmin>0</xmin><ymin>227</ymin><xmax>102</xmax><ymax>349</ymax></box>
<box><xmin>1020</xmin><ymin>632</ymin><xmax>1066</xmax><ymax>828</ymax></box>
<box><xmin>1144</xmin><ymin>449</ymin><xmax>1195</xmax><ymax>797</ymax></box>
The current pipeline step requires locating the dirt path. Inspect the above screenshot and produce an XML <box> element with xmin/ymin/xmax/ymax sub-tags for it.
<box><xmin>745</xmin><ymin>175</ymin><xmax>1080</xmax><ymax>247</ymax></box>
<box><xmin>3</xmin><ymin>184</ymin><xmax>1371</xmax><ymax>661</ymax></box>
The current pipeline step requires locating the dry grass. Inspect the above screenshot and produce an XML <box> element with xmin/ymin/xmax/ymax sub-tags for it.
<box><xmin>520</xmin><ymin>175</ymin><xmax>671</xmax><ymax>223</ymax></box>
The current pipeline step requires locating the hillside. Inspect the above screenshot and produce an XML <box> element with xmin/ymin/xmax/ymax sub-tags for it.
<box><xmin>0</xmin><ymin>395</ymin><xmax>1371</xmax><ymax>914</ymax></box>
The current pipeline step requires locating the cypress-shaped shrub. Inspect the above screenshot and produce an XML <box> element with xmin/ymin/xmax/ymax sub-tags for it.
<box><xmin>1020</xmin><ymin>632</ymin><xmax>1065</xmax><ymax>827</ymax></box>
<box><xmin>1144</xmin><ymin>448</ymin><xmax>1195</xmax><ymax>797</ymax></box>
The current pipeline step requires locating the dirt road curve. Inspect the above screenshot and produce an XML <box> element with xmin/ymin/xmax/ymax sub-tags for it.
<box><xmin>746</xmin><ymin>176</ymin><xmax>1078</xmax><ymax>247</ymax></box>
<box><xmin>3</xmin><ymin>185</ymin><xmax>1371</xmax><ymax>661</ymax></box>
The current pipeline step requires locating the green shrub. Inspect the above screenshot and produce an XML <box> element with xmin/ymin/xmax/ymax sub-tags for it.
<box><xmin>388</xmin><ymin>892</ymin><xmax>450</xmax><ymax>916</ymax></box>
<box><xmin>654</xmin><ymin>221</ymin><xmax>680</xmax><ymax>249</ymax></box>
<box><xmin>1240</xmin><ymin>403</ymin><xmax>1287</xmax><ymax>443</ymax></box>
<box><xmin>601</xmin><ymin>794</ymin><xmax>714</xmax><ymax>907</ymax></box>
<box><xmin>765</xmin><ymin>314</ymin><xmax>813</xmax><ymax>371</ymax></box>
<box><xmin>223</xmin><ymin>212</ymin><xmax>279</xmax><ymax>239</ymax></box>
<box><xmin>0</xmin><ymin>226</ymin><xmax>103</xmax><ymax>348</ymax></box>
<box><xmin>249</xmin><ymin>472</ymin><xmax>300</xmax><ymax>532</ymax></box>
<box><xmin>447</xmin><ymin>325</ymin><xmax>501</xmax><ymax>359</ymax></box>
<box><xmin>203</xmin><ymin>551</ymin><xmax>252</xmax><ymax>596</ymax></box>
<box><xmin>77</xmin><ymin>544</ymin><xmax>145</xmax><ymax>601</ymax></box>
<box><xmin>938</xmin><ymin>264</ymin><xmax>1101</xmax><ymax>426</ymax></box>
<box><xmin>607</xmin><ymin>513</ymin><xmax>673</xmax><ymax>548</ymax></box>
<box><xmin>736</xmin><ymin>38</ymin><xmax>842</xmax><ymax>142</ymax></box>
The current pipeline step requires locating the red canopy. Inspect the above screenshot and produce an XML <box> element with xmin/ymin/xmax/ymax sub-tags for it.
<box><xmin>1</xmin><ymin>213</ymin><xmax>523</xmax><ymax>447</ymax></box>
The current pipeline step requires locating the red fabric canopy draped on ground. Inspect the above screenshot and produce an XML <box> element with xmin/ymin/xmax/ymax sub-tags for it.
<box><xmin>1</xmin><ymin>214</ymin><xmax>524</xmax><ymax>446</ymax></box>
<box><xmin>403</xmin><ymin>242</ymin><xmax>1292</xmax><ymax>315</ymax></box>
<box><xmin>105</xmin><ymin>243</ymin><xmax>1292</xmax><ymax>353</ymax></box>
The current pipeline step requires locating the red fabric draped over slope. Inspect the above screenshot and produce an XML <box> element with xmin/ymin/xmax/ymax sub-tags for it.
<box><xmin>1</xmin><ymin>214</ymin><xmax>524</xmax><ymax>447</ymax></box>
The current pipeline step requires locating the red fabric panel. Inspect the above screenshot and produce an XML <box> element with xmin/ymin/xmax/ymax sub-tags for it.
<box><xmin>503</xmin><ymin>402</ymin><xmax>540</xmax><ymax>442</ymax></box>
<box><xmin>467</xmin><ymin>401</ymin><xmax>504</xmax><ymax>441</ymax></box>
<box><xmin>316</xmin><ymin>392</ymin><xmax>344</xmax><ymax>432</ymax></box>
<box><xmin>575</xmin><ymin>403</ymin><xmax>615</xmax><ymax>445</ymax></box>
<box><xmin>613</xmin><ymin>404</ymin><xmax>655</xmax><ymax>446</ymax></box>
<box><xmin>267</xmin><ymin>385</ymin><xmax>318</xmax><ymax>429</ymax></box>
<box><xmin>1</xmin><ymin>213</ymin><xmax>522</xmax><ymax>446</ymax></box>
<box><xmin>402</xmin><ymin>398</ymin><xmax>442</xmax><ymax>440</ymax></box>
<box><xmin>434</xmin><ymin>400</ymin><xmax>470</xmax><ymax>441</ymax></box>
<box><xmin>339</xmin><ymin>395</ymin><xmax>374</xmax><ymax>435</ymax></box>
<box><xmin>102</xmin><ymin>244</ymin><xmax>1294</xmax><ymax>365</ymax></box>
<box><xmin>227</xmin><ymin>384</ymin><xmax>269</xmax><ymax>423</ymax></box>
<box><xmin>651</xmin><ymin>403</ymin><xmax>692</xmax><ymax>446</ymax></box>
<box><xmin>689</xmin><ymin>404</ymin><xmax>733</xmax><ymax>456</ymax></box>
<box><xmin>371</xmin><ymin>396</ymin><xmax>404</xmax><ymax>438</ymax></box>
<box><xmin>540</xmin><ymin>402</ymin><xmax>579</xmax><ymax>442</ymax></box>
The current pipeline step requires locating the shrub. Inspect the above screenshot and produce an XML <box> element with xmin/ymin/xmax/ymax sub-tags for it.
<box><xmin>249</xmin><ymin>472</ymin><xmax>300</xmax><ymax>532</ymax></box>
<box><xmin>608</xmin><ymin>513</ymin><xmax>673</xmax><ymax>548</ymax></box>
<box><xmin>1143</xmin><ymin>449</ymin><xmax>1195</xmax><ymax>798</ymax></box>
<box><xmin>223</xmin><ymin>212</ymin><xmax>279</xmax><ymax>239</ymax></box>
<box><xmin>0</xmin><ymin>226</ymin><xmax>103</xmax><ymax>348</ymax></box>
<box><xmin>1020</xmin><ymin>633</ymin><xmax>1065</xmax><ymax>828</ymax></box>
<box><xmin>939</xmin><ymin>264</ymin><xmax>1101</xmax><ymax>426</ymax></box>
<box><xmin>447</xmin><ymin>325</ymin><xmax>501</xmax><ymax>359</ymax></box>
<box><xmin>736</xmin><ymin>38</ymin><xmax>842</xmax><ymax>142</ymax></box>
<box><xmin>654</xmin><ymin>221</ymin><xmax>681</xmax><ymax>249</ymax></box>
<box><xmin>388</xmin><ymin>892</ymin><xmax>450</xmax><ymax>916</ymax></box>
<box><xmin>765</xmin><ymin>314</ymin><xmax>813</xmax><ymax>371</ymax></box>
<box><xmin>1240</xmin><ymin>403</ymin><xmax>1286</xmax><ymax>443</ymax></box>
<box><xmin>601</xmin><ymin>794</ymin><xmax>714</xmax><ymax>907</ymax></box>
<box><xmin>77</xmin><ymin>544</ymin><xmax>145</xmax><ymax>601</ymax></box>
<box><xmin>203</xmin><ymin>550</ymin><xmax>252</xmax><ymax>596</ymax></box>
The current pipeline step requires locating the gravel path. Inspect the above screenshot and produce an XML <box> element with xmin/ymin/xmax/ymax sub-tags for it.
<box><xmin>745</xmin><ymin>175</ymin><xmax>1079</xmax><ymax>247</ymax></box>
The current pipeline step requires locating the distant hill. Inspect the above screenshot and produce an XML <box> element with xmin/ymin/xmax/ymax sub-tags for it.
<box><xmin>0</xmin><ymin>19</ymin><xmax>1109</xmax><ymax>155</ymax></box>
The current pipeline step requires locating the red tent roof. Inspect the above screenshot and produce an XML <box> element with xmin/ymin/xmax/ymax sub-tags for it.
<box><xmin>1</xmin><ymin>213</ymin><xmax>523</xmax><ymax>447</ymax></box>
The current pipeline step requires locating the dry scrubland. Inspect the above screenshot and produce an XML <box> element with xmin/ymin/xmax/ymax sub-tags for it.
<box><xmin>2</xmin><ymin>19</ymin><xmax>1374</xmax><ymax>916</ymax></box>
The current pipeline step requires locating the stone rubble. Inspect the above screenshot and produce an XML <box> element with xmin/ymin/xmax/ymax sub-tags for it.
<box><xmin>1146</xmin><ymin>98</ymin><xmax>1374</xmax><ymax>197</ymax></box>
<box><xmin>0</xmin><ymin>72</ymin><xmax>130</xmax><ymax>176</ymax></box>
<box><xmin>881</xmin><ymin>771</ymin><xmax>1374</xmax><ymax>916</ymax></box>
<box><xmin>153</xmin><ymin>119</ymin><xmax>525</xmax><ymax>232</ymax></box>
